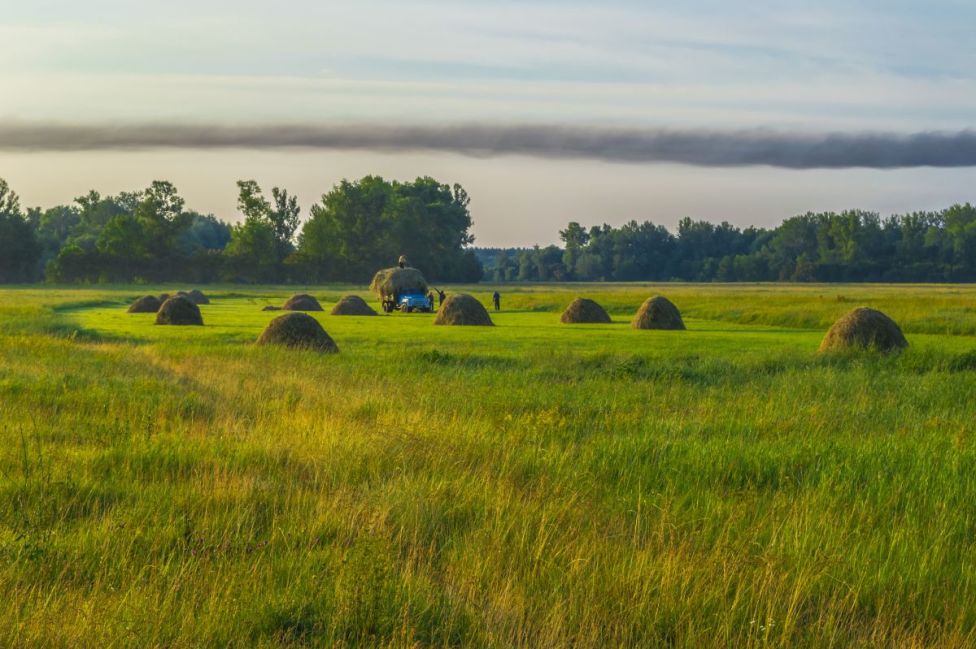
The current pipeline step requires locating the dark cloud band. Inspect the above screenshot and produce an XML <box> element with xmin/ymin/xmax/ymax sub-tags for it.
<box><xmin>1</xmin><ymin>122</ymin><xmax>975</xmax><ymax>169</ymax></box>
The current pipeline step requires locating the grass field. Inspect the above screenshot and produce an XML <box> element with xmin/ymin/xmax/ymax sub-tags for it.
<box><xmin>2</xmin><ymin>283</ymin><xmax>976</xmax><ymax>647</ymax></box>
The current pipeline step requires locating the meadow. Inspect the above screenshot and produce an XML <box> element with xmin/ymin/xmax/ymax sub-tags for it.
<box><xmin>2</xmin><ymin>283</ymin><xmax>976</xmax><ymax>647</ymax></box>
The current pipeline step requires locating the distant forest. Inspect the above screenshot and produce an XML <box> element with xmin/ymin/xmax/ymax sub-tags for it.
<box><xmin>1</xmin><ymin>175</ymin><xmax>975</xmax><ymax>284</ymax></box>
<box><xmin>476</xmin><ymin>204</ymin><xmax>976</xmax><ymax>283</ymax></box>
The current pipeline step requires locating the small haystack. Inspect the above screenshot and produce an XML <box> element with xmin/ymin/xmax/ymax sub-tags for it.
<box><xmin>434</xmin><ymin>294</ymin><xmax>493</xmax><ymax>326</ymax></box>
<box><xmin>632</xmin><ymin>296</ymin><xmax>686</xmax><ymax>330</ymax></box>
<box><xmin>262</xmin><ymin>305</ymin><xmax>281</xmax><ymax>312</ymax></box>
<box><xmin>369</xmin><ymin>267</ymin><xmax>428</xmax><ymax>298</ymax></box>
<box><xmin>257</xmin><ymin>313</ymin><xmax>338</xmax><ymax>352</ymax></box>
<box><xmin>155</xmin><ymin>296</ymin><xmax>203</xmax><ymax>326</ymax></box>
<box><xmin>187</xmin><ymin>289</ymin><xmax>210</xmax><ymax>305</ymax></box>
<box><xmin>819</xmin><ymin>307</ymin><xmax>908</xmax><ymax>353</ymax></box>
<box><xmin>128</xmin><ymin>295</ymin><xmax>162</xmax><ymax>314</ymax></box>
<box><xmin>158</xmin><ymin>293</ymin><xmax>170</xmax><ymax>301</ymax></box>
<box><xmin>283</xmin><ymin>294</ymin><xmax>324</xmax><ymax>312</ymax></box>
<box><xmin>561</xmin><ymin>298</ymin><xmax>612</xmax><ymax>324</ymax></box>
<box><xmin>331</xmin><ymin>295</ymin><xmax>377</xmax><ymax>316</ymax></box>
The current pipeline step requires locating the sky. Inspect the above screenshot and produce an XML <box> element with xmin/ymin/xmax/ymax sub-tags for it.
<box><xmin>1</xmin><ymin>0</ymin><xmax>975</xmax><ymax>246</ymax></box>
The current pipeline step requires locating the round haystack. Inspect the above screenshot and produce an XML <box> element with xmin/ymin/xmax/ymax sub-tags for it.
<box><xmin>632</xmin><ymin>296</ymin><xmax>686</xmax><ymax>330</ymax></box>
<box><xmin>369</xmin><ymin>267</ymin><xmax>428</xmax><ymax>299</ymax></box>
<box><xmin>262</xmin><ymin>305</ymin><xmax>281</xmax><ymax>312</ymax></box>
<box><xmin>282</xmin><ymin>293</ymin><xmax>324</xmax><ymax>312</ymax></box>
<box><xmin>257</xmin><ymin>312</ymin><xmax>338</xmax><ymax>352</ymax></box>
<box><xmin>155</xmin><ymin>296</ymin><xmax>203</xmax><ymax>326</ymax></box>
<box><xmin>561</xmin><ymin>298</ymin><xmax>612</xmax><ymax>324</ymax></box>
<box><xmin>434</xmin><ymin>294</ymin><xmax>493</xmax><ymax>326</ymax></box>
<box><xmin>819</xmin><ymin>307</ymin><xmax>908</xmax><ymax>353</ymax></box>
<box><xmin>128</xmin><ymin>295</ymin><xmax>162</xmax><ymax>313</ymax></box>
<box><xmin>158</xmin><ymin>293</ymin><xmax>170</xmax><ymax>301</ymax></box>
<box><xmin>186</xmin><ymin>289</ymin><xmax>210</xmax><ymax>305</ymax></box>
<box><xmin>331</xmin><ymin>295</ymin><xmax>377</xmax><ymax>316</ymax></box>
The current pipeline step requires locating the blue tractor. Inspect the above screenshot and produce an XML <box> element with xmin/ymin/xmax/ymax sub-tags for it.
<box><xmin>382</xmin><ymin>290</ymin><xmax>433</xmax><ymax>313</ymax></box>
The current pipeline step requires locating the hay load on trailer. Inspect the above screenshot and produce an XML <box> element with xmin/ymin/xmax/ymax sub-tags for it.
<box><xmin>369</xmin><ymin>265</ymin><xmax>432</xmax><ymax>313</ymax></box>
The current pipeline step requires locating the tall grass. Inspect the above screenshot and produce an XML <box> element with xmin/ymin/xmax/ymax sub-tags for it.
<box><xmin>1</xmin><ymin>284</ymin><xmax>976</xmax><ymax>647</ymax></box>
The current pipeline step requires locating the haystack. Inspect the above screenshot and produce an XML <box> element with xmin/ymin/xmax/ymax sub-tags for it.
<box><xmin>632</xmin><ymin>296</ymin><xmax>685</xmax><ymax>330</ymax></box>
<box><xmin>819</xmin><ymin>307</ymin><xmax>908</xmax><ymax>353</ymax></box>
<box><xmin>158</xmin><ymin>293</ymin><xmax>170</xmax><ymax>301</ymax></box>
<box><xmin>155</xmin><ymin>296</ymin><xmax>203</xmax><ymax>326</ymax></box>
<box><xmin>187</xmin><ymin>289</ymin><xmax>210</xmax><ymax>305</ymax></box>
<box><xmin>434</xmin><ymin>294</ymin><xmax>493</xmax><ymax>326</ymax></box>
<box><xmin>262</xmin><ymin>305</ymin><xmax>281</xmax><ymax>312</ymax></box>
<box><xmin>282</xmin><ymin>294</ymin><xmax>324</xmax><ymax>312</ymax></box>
<box><xmin>369</xmin><ymin>267</ymin><xmax>428</xmax><ymax>298</ymax></box>
<box><xmin>331</xmin><ymin>295</ymin><xmax>377</xmax><ymax>316</ymax></box>
<box><xmin>257</xmin><ymin>313</ymin><xmax>338</xmax><ymax>352</ymax></box>
<box><xmin>128</xmin><ymin>295</ymin><xmax>162</xmax><ymax>314</ymax></box>
<box><xmin>561</xmin><ymin>298</ymin><xmax>612</xmax><ymax>324</ymax></box>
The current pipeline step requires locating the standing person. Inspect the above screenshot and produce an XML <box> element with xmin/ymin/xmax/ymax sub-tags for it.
<box><xmin>426</xmin><ymin>290</ymin><xmax>435</xmax><ymax>311</ymax></box>
<box><xmin>437</xmin><ymin>289</ymin><xmax>445</xmax><ymax>307</ymax></box>
<box><xmin>398</xmin><ymin>255</ymin><xmax>407</xmax><ymax>269</ymax></box>
<box><xmin>492</xmin><ymin>291</ymin><xmax>500</xmax><ymax>311</ymax></box>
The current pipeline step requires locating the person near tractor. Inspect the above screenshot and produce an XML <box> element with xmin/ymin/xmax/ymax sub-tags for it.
<box><xmin>398</xmin><ymin>255</ymin><xmax>407</xmax><ymax>269</ymax></box>
<box><xmin>427</xmin><ymin>290</ymin><xmax>435</xmax><ymax>310</ymax></box>
<box><xmin>492</xmin><ymin>291</ymin><xmax>501</xmax><ymax>311</ymax></box>
<box><xmin>437</xmin><ymin>289</ymin><xmax>445</xmax><ymax>307</ymax></box>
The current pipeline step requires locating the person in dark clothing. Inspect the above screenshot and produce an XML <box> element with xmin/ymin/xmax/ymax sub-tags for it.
<box><xmin>492</xmin><ymin>291</ymin><xmax>500</xmax><ymax>311</ymax></box>
<box><xmin>437</xmin><ymin>289</ymin><xmax>445</xmax><ymax>307</ymax></box>
<box><xmin>426</xmin><ymin>291</ymin><xmax>435</xmax><ymax>311</ymax></box>
<box><xmin>398</xmin><ymin>255</ymin><xmax>407</xmax><ymax>269</ymax></box>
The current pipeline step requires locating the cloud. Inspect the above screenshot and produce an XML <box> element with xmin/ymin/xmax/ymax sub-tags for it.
<box><xmin>2</xmin><ymin>121</ymin><xmax>976</xmax><ymax>169</ymax></box>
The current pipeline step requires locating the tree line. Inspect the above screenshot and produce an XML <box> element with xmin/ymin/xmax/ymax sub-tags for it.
<box><xmin>0</xmin><ymin>176</ymin><xmax>483</xmax><ymax>284</ymax></box>
<box><xmin>478</xmin><ymin>205</ymin><xmax>976</xmax><ymax>283</ymax></box>
<box><xmin>3</xmin><ymin>172</ymin><xmax>975</xmax><ymax>284</ymax></box>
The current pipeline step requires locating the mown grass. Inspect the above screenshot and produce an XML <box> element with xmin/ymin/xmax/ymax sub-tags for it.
<box><xmin>2</xmin><ymin>283</ymin><xmax>976</xmax><ymax>647</ymax></box>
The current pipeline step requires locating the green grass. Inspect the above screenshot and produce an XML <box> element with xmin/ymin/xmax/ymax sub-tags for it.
<box><xmin>2</xmin><ymin>283</ymin><xmax>976</xmax><ymax>647</ymax></box>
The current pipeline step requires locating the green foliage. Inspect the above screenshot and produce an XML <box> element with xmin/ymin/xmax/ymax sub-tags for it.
<box><xmin>0</xmin><ymin>179</ymin><xmax>41</xmax><ymax>282</ymax></box>
<box><xmin>299</xmin><ymin>176</ymin><xmax>481</xmax><ymax>282</ymax></box>
<box><xmin>224</xmin><ymin>217</ymin><xmax>279</xmax><ymax>283</ymax></box>
<box><xmin>482</xmin><ymin>204</ymin><xmax>976</xmax><ymax>283</ymax></box>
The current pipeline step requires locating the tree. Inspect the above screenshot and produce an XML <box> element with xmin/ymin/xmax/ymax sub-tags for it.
<box><xmin>236</xmin><ymin>180</ymin><xmax>302</xmax><ymax>273</ymax></box>
<box><xmin>298</xmin><ymin>176</ymin><xmax>479</xmax><ymax>282</ymax></box>
<box><xmin>224</xmin><ymin>218</ymin><xmax>279</xmax><ymax>283</ymax></box>
<box><xmin>0</xmin><ymin>179</ymin><xmax>41</xmax><ymax>282</ymax></box>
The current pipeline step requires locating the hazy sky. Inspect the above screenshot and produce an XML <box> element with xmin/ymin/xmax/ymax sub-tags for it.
<box><xmin>2</xmin><ymin>0</ymin><xmax>975</xmax><ymax>246</ymax></box>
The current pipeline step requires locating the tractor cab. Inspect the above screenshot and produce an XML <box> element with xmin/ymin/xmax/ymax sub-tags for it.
<box><xmin>383</xmin><ymin>290</ymin><xmax>432</xmax><ymax>313</ymax></box>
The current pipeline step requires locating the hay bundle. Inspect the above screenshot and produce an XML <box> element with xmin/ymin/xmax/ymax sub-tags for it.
<box><xmin>434</xmin><ymin>294</ymin><xmax>493</xmax><ymax>326</ymax></box>
<box><xmin>158</xmin><ymin>293</ymin><xmax>170</xmax><ymax>301</ymax></box>
<box><xmin>331</xmin><ymin>295</ymin><xmax>377</xmax><ymax>316</ymax></box>
<box><xmin>257</xmin><ymin>313</ymin><xmax>338</xmax><ymax>352</ymax></box>
<box><xmin>187</xmin><ymin>289</ymin><xmax>210</xmax><ymax>305</ymax></box>
<box><xmin>561</xmin><ymin>298</ymin><xmax>611</xmax><ymax>324</ymax></box>
<box><xmin>632</xmin><ymin>296</ymin><xmax>685</xmax><ymax>330</ymax></box>
<box><xmin>369</xmin><ymin>267</ymin><xmax>428</xmax><ymax>298</ymax></box>
<box><xmin>819</xmin><ymin>307</ymin><xmax>908</xmax><ymax>353</ymax></box>
<box><xmin>262</xmin><ymin>305</ymin><xmax>281</xmax><ymax>312</ymax></box>
<box><xmin>155</xmin><ymin>296</ymin><xmax>203</xmax><ymax>326</ymax></box>
<box><xmin>282</xmin><ymin>294</ymin><xmax>324</xmax><ymax>312</ymax></box>
<box><xmin>128</xmin><ymin>295</ymin><xmax>162</xmax><ymax>313</ymax></box>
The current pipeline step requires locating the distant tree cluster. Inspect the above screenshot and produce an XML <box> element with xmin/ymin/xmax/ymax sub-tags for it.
<box><xmin>0</xmin><ymin>176</ymin><xmax>482</xmax><ymax>284</ymax></box>
<box><xmin>480</xmin><ymin>206</ymin><xmax>976</xmax><ymax>283</ymax></box>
